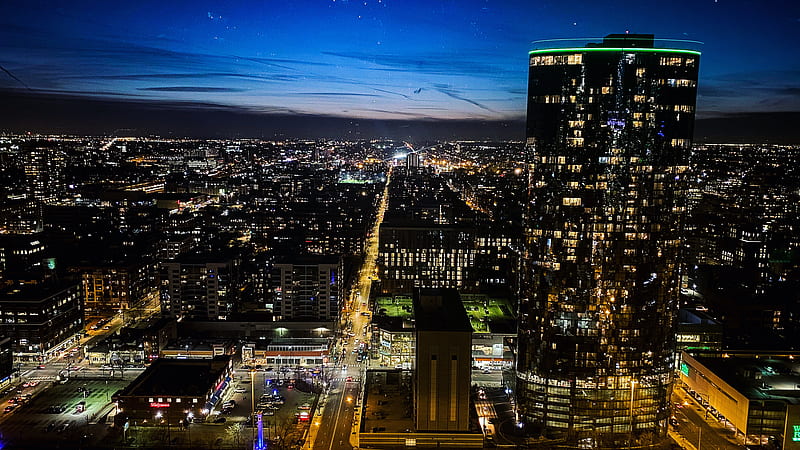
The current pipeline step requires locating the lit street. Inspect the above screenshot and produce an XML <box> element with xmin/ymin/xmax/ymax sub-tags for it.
<box><xmin>309</xmin><ymin>166</ymin><xmax>391</xmax><ymax>449</ymax></box>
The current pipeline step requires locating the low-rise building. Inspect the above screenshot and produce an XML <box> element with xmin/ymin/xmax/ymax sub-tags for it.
<box><xmin>679</xmin><ymin>351</ymin><xmax>800</xmax><ymax>449</ymax></box>
<box><xmin>114</xmin><ymin>356</ymin><xmax>233</xmax><ymax>426</ymax></box>
<box><xmin>86</xmin><ymin>317</ymin><xmax>177</xmax><ymax>365</ymax></box>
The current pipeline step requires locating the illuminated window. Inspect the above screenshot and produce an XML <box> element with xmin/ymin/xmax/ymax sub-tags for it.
<box><xmin>659</xmin><ymin>56</ymin><xmax>683</xmax><ymax>66</ymax></box>
<box><xmin>562</xmin><ymin>197</ymin><xmax>581</xmax><ymax>206</ymax></box>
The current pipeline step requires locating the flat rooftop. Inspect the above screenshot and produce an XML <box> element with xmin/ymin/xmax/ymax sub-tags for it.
<box><xmin>461</xmin><ymin>294</ymin><xmax>516</xmax><ymax>334</ymax></box>
<box><xmin>121</xmin><ymin>357</ymin><xmax>230</xmax><ymax>397</ymax></box>
<box><xmin>373</xmin><ymin>293</ymin><xmax>515</xmax><ymax>334</ymax></box>
<box><xmin>693</xmin><ymin>354</ymin><xmax>800</xmax><ymax>404</ymax></box>
<box><xmin>361</xmin><ymin>369</ymin><xmax>414</xmax><ymax>433</ymax></box>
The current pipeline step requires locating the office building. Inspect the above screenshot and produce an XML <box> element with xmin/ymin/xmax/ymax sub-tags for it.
<box><xmin>0</xmin><ymin>282</ymin><xmax>83</xmax><ymax>360</ymax></box>
<box><xmin>516</xmin><ymin>34</ymin><xmax>700</xmax><ymax>447</ymax></box>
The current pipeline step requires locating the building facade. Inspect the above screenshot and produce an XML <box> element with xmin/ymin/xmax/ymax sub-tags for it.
<box><xmin>0</xmin><ymin>282</ymin><xmax>83</xmax><ymax>361</ymax></box>
<box><xmin>516</xmin><ymin>34</ymin><xmax>700</xmax><ymax>447</ymax></box>
<box><xmin>271</xmin><ymin>256</ymin><xmax>340</xmax><ymax>321</ymax></box>
<box><xmin>414</xmin><ymin>288</ymin><xmax>472</xmax><ymax>432</ymax></box>
<box><xmin>160</xmin><ymin>254</ymin><xmax>240</xmax><ymax>320</ymax></box>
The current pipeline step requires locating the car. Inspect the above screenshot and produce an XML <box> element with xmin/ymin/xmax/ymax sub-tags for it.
<box><xmin>262</xmin><ymin>409</ymin><xmax>275</xmax><ymax>416</ymax></box>
<box><xmin>221</xmin><ymin>407</ymin><xmax>233</xmax><ymax>414</ymax></box>
<box><xmin>36</xmin><ymin>365</ymin><xmax>46</xmax><ymax>370</ymax></box>
<box><xmin>482</xmin><ymin>368</ymin><xmax>492</xmax><ymax>374</ymax></box>
<box><xmin>669</xmin><ymin>417</ymin><xmax>679</xmax><ymax>427</ymax></box>
<box><xmin>234</xmin><ymin>387</ymin><xmax>247</xmax><ymax>393</ymax></box>
<box><xmin>103</xmin><ymin>326</ymin><xmax>111</xmax><ymax>330</ymax></box>
<box><xmin>29</xmin><ymin>381</ymin><xmax>39</xmax><ymax>387</ymax></box>
<box><xmin>4</xmin><ymin>405</ymin><xmax>17</xmax><ymax>413</ymax></box>
<box><xmin>22</xmin><ymin>382</ymin><xmax>30</xmax><ymax>388</ymax></box>
<box><xmin>212</xmin><ymin>417</ymin><xmax>227</xmax><ymax>424</ymax></box>
<box><xmin>346</xmin><ymin>376</ymin><xmax>353</xmax><ymax>382</ymax></box>
<box><xmin>298</xmin><ymin>403</ymin><xmax>311</xmax><ymax>410</ymax></box>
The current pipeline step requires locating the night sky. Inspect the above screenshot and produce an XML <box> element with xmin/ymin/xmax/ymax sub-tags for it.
<box><xmin>0</xmin><ymin>0</ymin><xmax>798</xmax><ymax>140</ymax></box>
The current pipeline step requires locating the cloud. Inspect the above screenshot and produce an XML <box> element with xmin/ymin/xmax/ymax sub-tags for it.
<box><xmin>81</xmin><ymin>73</ymin><xmax>302</xmax><ymax>82</ymax></box>
<box><xmin>290</xmin><ymin>92</ymin><xmax>381</xmax><ymax>97</ymax></box>
<box><xmin>137</xmin><ymin>86</ymin><xmax>247</xmax><ymax>92</ymax></box>
<box><xmin>371</xmin><ymin>88</ymin><xmax>413</xmax><ymax>100</ymax></box>
<box><xmin>321</xmin><ymin>51</ymin><xmax>515</xmax><ymax>78</ymax></box>
<box><xmin>433</xmin><ymin>84</ymin><xmax>495</xmax><ymax>112</ymax></box>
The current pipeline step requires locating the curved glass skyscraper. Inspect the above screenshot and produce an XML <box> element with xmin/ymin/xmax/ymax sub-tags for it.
<box><xmin>516</xmin><ymin>34</ymin><xmax>700</xmax><ymax>448</ymax></box>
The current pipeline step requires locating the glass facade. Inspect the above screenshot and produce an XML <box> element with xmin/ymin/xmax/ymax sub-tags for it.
<box><xmin>516</xmin><ymin>35</ymin><xmax>700</xmax><ymax>448</ymax></box>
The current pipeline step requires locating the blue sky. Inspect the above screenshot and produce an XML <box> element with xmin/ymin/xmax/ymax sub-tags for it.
<box><xmin>0</xmin><ymin>0</ymin><xmax>798</xmax><ymax>123</ymax></box>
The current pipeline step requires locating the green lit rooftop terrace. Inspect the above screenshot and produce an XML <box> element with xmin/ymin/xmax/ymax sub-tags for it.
<box><xmin>372</xmin><ymin>293</ymin><xmax>515</xmax><ymax>334</ymax></box>
<box><xmin>374</xmin><ymin>295</ymin><xmax>414</xmax><ymax>320</ymax></box>
<box><xmin>461</xmin><ymin>294</ymin><xmax>516</xmax><ymax>334</ymax></box>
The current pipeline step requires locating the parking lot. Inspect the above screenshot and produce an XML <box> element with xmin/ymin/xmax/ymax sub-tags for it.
<box><xmin>0</xmin><ymin>377</ymin><xmax>129</xmax><ymax>447</ymax></box>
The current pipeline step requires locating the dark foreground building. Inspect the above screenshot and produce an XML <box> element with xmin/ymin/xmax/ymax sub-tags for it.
<box><xmin>114</xmin><ymin>356</ymin><xmax>233</xmax><ymax>427</ymax></box>
<box><xmin>516</xmin><ymin>34</ymin><xmax>700</xmax><ymax>448</ymax></box>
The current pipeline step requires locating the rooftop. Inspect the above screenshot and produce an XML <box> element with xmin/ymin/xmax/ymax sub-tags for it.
<box><xmin>692</xmin><ymin>354</ymin><xmax>800</xmax><ymax>404</ymax></box>
<box><xmin>530</xmin><ymin>34</ymin><xmax>701</xmax><ymax>55</ymax></box>
<box><xmin>461</xmin><ymin>294</ymin><xmax>516</xmax><ymax>334</ymax></box>
<box><xmin>413</xmin><ymin>288</ymin><xmax>472</xmax><ymax>333</ymax></box>
<box><xmin>121</xmin><ymin>356</ymin><xmax>231</xmax><ymax>397</ymax></box>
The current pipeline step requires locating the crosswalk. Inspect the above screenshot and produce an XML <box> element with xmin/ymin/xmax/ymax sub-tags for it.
<box><xmin>27</xmin><ymin>376</ymin><xmax>55</xmax><ymax>381</ymax></box>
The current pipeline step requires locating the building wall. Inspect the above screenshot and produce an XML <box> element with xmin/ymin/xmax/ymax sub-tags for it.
<box><xmin>0</xmin><ymin>283</ymin><xmax>83</xmax><ymax>359</ymax></box>
<box><xmin>78</xmin><ymin>261</ymin><xmax>156</xmax><ymax>321</ymax></box>
<box><xmin>678</xmin><ymin>353</ymin><xmax>750</xmax><ymax>435</ymax></box>
<box><xmin>272</xmin><ymin>261</ymin><xmax>340</xmax><ymax>321</ymax></box>
<box><xmin>160</xmin><ymin>261</ymin><xmax>232</xmax><ymax>320</ymax></box>
<box><xmin>415</xmin><ymin>329</ymin><xmax>471</xmax><ymax>431</ymax></box>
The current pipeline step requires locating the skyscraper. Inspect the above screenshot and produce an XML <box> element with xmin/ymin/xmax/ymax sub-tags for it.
<box><xmin>516</xmin><ymin>34</ymin><xmax>700</xmax><ymax>448</ymax></box>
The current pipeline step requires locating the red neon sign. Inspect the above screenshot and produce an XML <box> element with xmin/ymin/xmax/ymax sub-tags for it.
<box><xmin>150</xmin><ymin>402</ymin><xmax>170</xmax><ymax>408</ymax></box>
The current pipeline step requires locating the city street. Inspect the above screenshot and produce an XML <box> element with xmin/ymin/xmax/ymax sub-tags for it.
<box><xmin>308</xmin><ymin>167</ymin><xmax>391</xmax><ymax>449</ymax></box>
<box><xmin>670</xmin><ymin>386</ymin><xmax>744</xmax><ymax>449</ymax></box>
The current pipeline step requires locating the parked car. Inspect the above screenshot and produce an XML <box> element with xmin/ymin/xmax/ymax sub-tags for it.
<box><xmin>234</xmin><ymin>387</ymin><xmax>247</xmax><ymax>393</ymax></box>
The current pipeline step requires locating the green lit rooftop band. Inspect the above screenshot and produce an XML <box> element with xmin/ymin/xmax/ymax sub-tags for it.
<box><xmin>529</xmin><ymin>47</ymin><xmax>701</xmax><ymax>56</ymax></box>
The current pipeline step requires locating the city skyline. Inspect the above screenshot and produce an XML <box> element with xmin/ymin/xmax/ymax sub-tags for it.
<box><xmin>0</xmin><ymin>1</ymin><xmax>798</xmax><ymax>140</ymax></box>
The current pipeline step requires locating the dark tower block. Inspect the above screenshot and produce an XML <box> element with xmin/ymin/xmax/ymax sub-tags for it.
<box><xmin>516</xmin><ymin>34</ymin><xmax>700</xmax><ymax>448</ymax></box>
